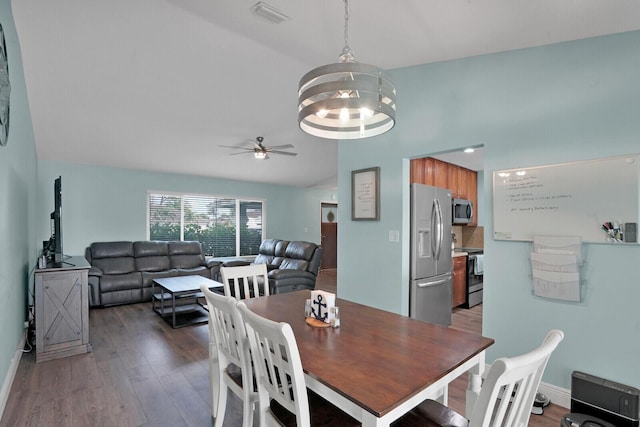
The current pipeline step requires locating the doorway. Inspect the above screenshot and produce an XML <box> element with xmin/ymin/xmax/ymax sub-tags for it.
<box><xmin>320</xmin><ymin>203</ymin><xmax>337</xmax><ymax>269</ymax></box>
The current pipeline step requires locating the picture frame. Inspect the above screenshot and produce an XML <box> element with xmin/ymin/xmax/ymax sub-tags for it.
<box><xmin>351</xmin><ymin>167</ymin><xmax>380</xmax><ymax>221</ymax></box>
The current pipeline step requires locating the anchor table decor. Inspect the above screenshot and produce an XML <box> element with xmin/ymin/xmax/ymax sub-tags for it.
<box><xmin>306</xmin><ymin>290</ymin><xmax>336</xmax><ymax>328</ymax></box>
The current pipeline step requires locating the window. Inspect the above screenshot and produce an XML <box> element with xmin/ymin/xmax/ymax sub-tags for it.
<box><xmin>148</xmin><ymin>192</ymin><xmax>264</xmax><ymax>257</ymax></box>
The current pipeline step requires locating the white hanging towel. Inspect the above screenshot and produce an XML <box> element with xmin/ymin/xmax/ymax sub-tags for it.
<box><xmin>474</xmin><ymin>255</ymin><xmax>484</xmax><ymax>275</ymax></box>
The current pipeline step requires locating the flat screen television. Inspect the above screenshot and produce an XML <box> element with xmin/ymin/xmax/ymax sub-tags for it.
<box><xmin>50</xmin><ymin>176</ymin><xmax>63</xmax><ymax>265</ymax></box>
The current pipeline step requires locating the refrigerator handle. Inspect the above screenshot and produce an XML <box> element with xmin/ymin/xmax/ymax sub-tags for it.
<box><xmin>417</xmin><ymin>274</ymin><xmax>452</xmax><ymax>288</ymax></box>
<box><xmin>433</xmin><ymin>199</ymin><xmax>443</xmax><ymax>260</ymax></box>
<box><xmin>430</xmin><ymin>199</ymin><xmax>438</xmax><ymax>258</ymax></box>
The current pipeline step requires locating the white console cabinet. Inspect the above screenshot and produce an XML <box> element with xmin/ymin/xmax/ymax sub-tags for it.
<box><xmin>34</xmin><ymin>256</ymin><xmax>91</xmax><ymax>362</ymax></box>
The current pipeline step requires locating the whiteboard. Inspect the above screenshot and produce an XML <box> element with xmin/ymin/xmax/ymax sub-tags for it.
<box><xmin>493</xmin><ymin>155</ymin><xmax>640</xmax><ymax>243</ymax></box>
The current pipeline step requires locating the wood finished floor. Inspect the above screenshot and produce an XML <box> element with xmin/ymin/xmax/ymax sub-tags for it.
<box><xmin>1</xmin><ymin>268</ymin><xmax>567</xmax><ymax>426</ymax></box>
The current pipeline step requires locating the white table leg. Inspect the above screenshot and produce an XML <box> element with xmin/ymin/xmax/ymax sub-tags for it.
<box><xmin>465</xmin><ymin>351</ymin><xmax>485</xmax><ymax>416</ymax></box>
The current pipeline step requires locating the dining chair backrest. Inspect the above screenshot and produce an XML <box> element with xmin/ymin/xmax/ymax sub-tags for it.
<box><xmin>221</xmin><ymin>264</ymin><xmax>269</xmax><ymax>300</ymax></box>
<box><xmin>200</xmin><ymin>284</ymin><xmax>256</xmax><ymax>427</ymax></box>
<box><xmin>469</xmin><ymin>329</ymin><xmax>564</xmax><ymax>427</ymax></box>
<box><xmin>237</xmin><ymin>301</ymin><xmax>311</xmax><ymax>427</ymax></box>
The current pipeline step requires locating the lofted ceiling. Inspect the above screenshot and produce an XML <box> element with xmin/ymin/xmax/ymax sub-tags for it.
<box><xmin>11</xmin><ymin>0</ymin><xmax>640</xmax><ymax>188</ymax></box>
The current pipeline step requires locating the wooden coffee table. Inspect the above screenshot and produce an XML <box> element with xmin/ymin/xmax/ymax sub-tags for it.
<box><xmin>152</xmin><ymin>275</ymin><xmax>224</xmax><ymax>328</ymax></box>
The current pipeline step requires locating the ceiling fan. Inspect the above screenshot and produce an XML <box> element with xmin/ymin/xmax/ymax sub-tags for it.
<box><xmin>220</xmin><ymin>137</ymin><xmax>297</xmax><ymax>160</ymax></box>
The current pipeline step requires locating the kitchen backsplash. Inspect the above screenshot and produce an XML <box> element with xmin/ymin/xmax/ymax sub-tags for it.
<box><xmin>453</xmin><ymin>225</ymin><xmax>484</xmax><ymax>249</ymax></box>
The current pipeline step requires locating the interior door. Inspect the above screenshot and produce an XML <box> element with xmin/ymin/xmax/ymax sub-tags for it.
<box><xmin>320</xmin><ymin>203</ymin><xmax>337</xmax><ymax>269</ymax></box>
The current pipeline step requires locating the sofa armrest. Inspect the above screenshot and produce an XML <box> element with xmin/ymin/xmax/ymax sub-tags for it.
<box><xmin>205</xmin><ymin>258</ymin><xmax>222</xmax><ymax>281</ymax></box>
<box><xmin>88</xmin><ymin>275</ymin><xmax>101</xmax><ymax>306</ymax></box>
<box><xmin>205</xmin><ymin>258</ymin><xmax>222</xmax><ymax>269</ymax></box>
<box><xmin>89</xmin><ymin>266</ymin><xmax>103</xmax><ymax>277</ymax></box>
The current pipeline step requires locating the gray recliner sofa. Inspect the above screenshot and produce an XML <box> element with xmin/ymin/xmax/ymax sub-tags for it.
<box><xmin>85</xmin><ymin>241</ymin><xmax>221</xmax><ymax>307</ymax></box>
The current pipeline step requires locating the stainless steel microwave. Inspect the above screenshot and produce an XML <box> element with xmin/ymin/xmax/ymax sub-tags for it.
<box><xmin>452</xmin><ymin>198</ymin><xmax>473</xmax><ymax>224</ymax></box>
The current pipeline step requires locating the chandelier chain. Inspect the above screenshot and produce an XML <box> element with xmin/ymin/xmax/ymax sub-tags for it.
<box><xmin>343</xmin><ymin>0</ymin><xmax>349</xmax><ymax>48</ymax></box>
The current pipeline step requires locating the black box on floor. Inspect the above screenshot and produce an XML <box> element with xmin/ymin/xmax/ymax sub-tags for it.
<box><xmin>570</xmin><ymin>371</ymin><xmax>640</xmax><ymax>427</ymax></box>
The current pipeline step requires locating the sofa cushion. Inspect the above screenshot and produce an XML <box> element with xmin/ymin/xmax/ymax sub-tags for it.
<box><xmin>92</xmin><ymin>257</ymin><xmax>136</xmax><ymax>275</ymax></box>
<box><xmin>284</xmin><ymin>241</ymin><xmax>316</xmax><ymax>260</ymax></box>
<box><xmin>101</xmin><ymin>289</ymin><xmax>143</xmax><ymax>306</ymax></box>
<box><xmin>99</xmin><ymin>272</ymin><xmax>142</xmax><ymax>293</ymax></box>
<box><xmin>89</xmin><ymin>241</ymin><xmax>136</xmax><ymax>275</ymax></box>
<box><xmin>274</xmin><ymin>240</ymin><xmax>289</xmax><ymax>257</ymax></box>
<box><xmin>169</xmin><ymin>241</ymin><xmax>205</xmax><ymax>269</ymax></box>
<box><xmin>279</xmin><ymin>241</ymin><xmax>317</xmax><ymax>273</ymax></box>
<box><xmin>134</xmin><ymin>241</ymin><xmax>169</xmax><ymax>257</ymax></box>
<box><xmin>254</xmin><ymin>239</ymin><xmax>290</xmax><ymax>268</ymax></box>
<box><xmin>279</xmin><ymin>258</ymin><xmax>309</xmax><ymax>271</ymax></box>
<box><xmin>90</xmin><ymin>241</ymin><xmax>134</xmax><ymax>259</ymax></box>
<box><xmin>134</xmin><ymin>241</ymin><xmax>171</xmax><ymax>272</ymax></box>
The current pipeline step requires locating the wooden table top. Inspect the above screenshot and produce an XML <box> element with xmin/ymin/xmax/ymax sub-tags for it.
<box><xmin>243</xmin><ymin>290</ymin><xmax>494</xmax><ymax>418</ymax></box>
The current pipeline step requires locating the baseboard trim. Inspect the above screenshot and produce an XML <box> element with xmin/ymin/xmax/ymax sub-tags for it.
<box><xmin>0</xmin><ymin>330</ymin><xmax>27</xmax><ymax>420</ymax></box>
<box><xmin>538</xmin><ymin>380</ymin><xmax>571</xmax><ymax>409</ymax></box>
<box><xmin>482</xmin><ymin>363</ymin><xmax>571</xmax><ymax>410</ymax></box>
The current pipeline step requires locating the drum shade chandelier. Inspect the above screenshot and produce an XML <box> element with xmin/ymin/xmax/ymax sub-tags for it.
<box><xmin>297</xmin><ymin>0</ymin><xmax>396</xmax><ymax>139</ymax></box>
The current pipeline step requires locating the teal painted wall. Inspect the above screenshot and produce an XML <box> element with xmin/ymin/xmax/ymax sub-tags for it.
<box><xmin>337</xmin><ymin>31</ymin><xmax>640</xmax><ymax>390</ymax></box>
<box><xmin>0</xmin><ymin>0</ymin><xmax>38</xmax><ymax>402</ymax></box>
<box><xmin>38</xmin><ymin>160</ymin><xmax>335</xmax><ymax>256</ymax></box>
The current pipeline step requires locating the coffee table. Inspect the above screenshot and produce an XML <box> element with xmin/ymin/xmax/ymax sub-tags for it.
<box><xmin>152</xmin><ymin>275</ymin><xmax>224</xmax><ymax>328</ymax></box>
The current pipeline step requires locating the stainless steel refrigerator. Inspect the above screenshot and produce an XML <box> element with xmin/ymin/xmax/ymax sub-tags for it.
<box><xmin>410</xmin><ymin>183</ymin><xmax>453</xmax><ymax>326</ymax></box>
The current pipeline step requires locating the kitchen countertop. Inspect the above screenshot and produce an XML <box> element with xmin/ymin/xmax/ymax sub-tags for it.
<box><xmin>453</xmin><ymin>251</ymin><xmax>467</xmax><ymax>257</ymax></box>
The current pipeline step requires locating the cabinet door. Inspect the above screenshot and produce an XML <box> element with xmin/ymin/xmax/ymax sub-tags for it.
<box><xmin>410</xmin><ymin>158</ymin><xmax>426</xmax><ymax>184</ymax></box>
<box><xmin>466</xmin><ymin>171</ymin><xmax>478</xmax><ymax>226</ymax></box>
<box><xmin>36</xmin><ymin>271</ymin><xmax>84</xmax><ymax>352</ymax></box>
<box><xmin>452</xmin><ymin>257</ymin><xmax>467</xmax><ymax>307</ymax></box>
<box><xmin>447</xmin><ymin>164</ymin><xmax>460</xmax><ymax>197</ymax></box>
<box><xmin>432</xmin><ymin>159</ymin><xmax>448</xmax><ymax>189</ymax></box>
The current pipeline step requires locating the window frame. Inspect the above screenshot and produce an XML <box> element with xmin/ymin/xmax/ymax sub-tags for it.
<box><xmin>146</xmin><ymin>190</ymin><xmax>266</xmax><ymax>257</ymax></box>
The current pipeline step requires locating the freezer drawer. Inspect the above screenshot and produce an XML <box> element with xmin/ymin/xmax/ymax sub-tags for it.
<box><xmin>409</xmin><ymin>274</ymin><xmax>452</xmax><ymax>326</ymax></box>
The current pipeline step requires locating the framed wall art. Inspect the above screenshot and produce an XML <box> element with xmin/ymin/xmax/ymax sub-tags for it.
<box><xmin>351</xmin><ymin>167</ymin><xmax>379</xmax><ymax>221</ymax></box>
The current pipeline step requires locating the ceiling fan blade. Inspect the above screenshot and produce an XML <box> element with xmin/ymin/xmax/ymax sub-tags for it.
<box><xmin>229</xmin><ymin>151</ymin><xmax>254</xmax><ymax>156</ymax></box>
<box><xmin>267</xmin><ymin>144</ymin><xmax>294</xmax><ymax>150</ymax></box>
<box><xmin>219</xmin><ymin>145</ymin><xmax>253</xmax><ymax>151</ymax></box>
<box><xmin>269</xmin><ymin>150</ymin><xmax>298</xmax><ymax>156</ymax></box>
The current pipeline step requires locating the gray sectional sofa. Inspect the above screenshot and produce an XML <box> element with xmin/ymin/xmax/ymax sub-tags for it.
<box><xmin>85</xmin><ymin>241</ymin><xmax>221</xmax><ymax>307</ymax></box>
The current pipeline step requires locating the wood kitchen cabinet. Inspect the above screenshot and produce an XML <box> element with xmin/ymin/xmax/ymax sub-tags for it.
<box><xmin>410</xmin><ymin>157</ymin><xmax>478</xmax><ymax>226</ymax></box>
<box><xmin>462</xmin><ymin>168</ymin><xmax>478</xmax><ymax>226</ymax></box>
<box><xmin>452</xmin><ymin>255</ymin><xmax>467</xmax><ymax>307</ymax></box>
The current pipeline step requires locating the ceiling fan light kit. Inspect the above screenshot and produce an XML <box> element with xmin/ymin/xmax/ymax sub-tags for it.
<box><xmin>297</xmin><ymin>0</ymin><xmax>396</xmax><ymax>140</ymax></box>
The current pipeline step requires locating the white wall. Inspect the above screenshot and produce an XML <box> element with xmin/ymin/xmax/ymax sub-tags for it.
<box><xmin>337</xmin><ymin>31</ymin><xmax>640</xmax><ymax>390</ymax></box>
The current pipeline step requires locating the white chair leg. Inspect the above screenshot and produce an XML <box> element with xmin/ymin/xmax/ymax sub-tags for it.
<box><xmin>241</xmin><ymin>399</ymin><xmax>253</xmax><ymax>427</ymax></box>
<box><xmin>209</xmin><ymin>346</ymin><xmax>219</xmax><ymax>418</ymax></box>
<box><xmin>213</xmin><ymin>378</ymin><xmax>228</xmax><ymax>427</ymax></box>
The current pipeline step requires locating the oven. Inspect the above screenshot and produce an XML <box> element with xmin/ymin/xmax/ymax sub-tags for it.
<box><xmin>465</xmin><ymin>252</ymin><xmax>484</xmax><ymax>308</ymax></box>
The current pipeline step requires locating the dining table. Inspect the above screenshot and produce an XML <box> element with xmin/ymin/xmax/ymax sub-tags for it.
<box><xmin>242</xmin><ymin>290</ymin><xmax>494</xmax><ymax>427</ymax></box>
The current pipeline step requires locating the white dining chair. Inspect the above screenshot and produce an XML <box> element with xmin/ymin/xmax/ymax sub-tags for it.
<box><xmin>221</xmin><ymin>264</ymin><xmax>269</xmax><ymax>300</ymax></box>
<box><xmin>393</xmin><ymin>329</ymin><xmax>565</xmax><ymax>427</ymax></box>
<box><xmin>236</xmin><ymin>301</ymin><xmax>360</xmax><ymax>427</ymax></box>
<box><xmin>200</xmin><ymin>284</ymin><xmax>258</xmax><ymax>427</ymax></box>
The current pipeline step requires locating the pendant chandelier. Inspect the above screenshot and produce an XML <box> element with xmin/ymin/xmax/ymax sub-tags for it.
<box><xmin>297</xmin><ymin>0</ymin><xmax>397</xmax><ymax>139</ymax></box>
